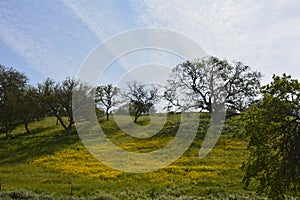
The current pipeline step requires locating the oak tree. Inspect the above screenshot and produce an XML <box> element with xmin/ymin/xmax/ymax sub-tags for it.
<box><xmin>95</xmin><ymin>84</ymin><xmax>119</xmax><ymax>121</ymax></box>
<box><xmin>164</xmin><ymin>56</ymin><xmax>262</xmax><ymax>120</ymax></box>
<box><xmin>0</xmin><ymin>65</ymin><xmax>27</xmax><ymax>138</ymax></box>
<box><xmin>124</xmin><ymin>82</ymin><xmax>159</xmax><ymax>123</ymax></box>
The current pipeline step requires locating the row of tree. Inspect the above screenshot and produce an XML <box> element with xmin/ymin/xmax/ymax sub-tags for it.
<box><xmin>1</xmin><ymin>56</ymin><xmax>299</xmax><ymax>198</ymax></box>
<box><xmin>0</xmin><ymin>56</ymin><xmax>262</xmax><ymax>138</ymax></box>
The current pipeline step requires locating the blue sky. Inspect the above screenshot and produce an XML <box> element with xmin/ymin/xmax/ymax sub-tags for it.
<box><xmin>0</xmin><ymin>0</ymin><xmax>300</xmax><ymax>86</ymax></box>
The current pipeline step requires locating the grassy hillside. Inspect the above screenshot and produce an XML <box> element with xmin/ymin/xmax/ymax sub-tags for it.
<box><xmin>0</xmin><ymin>115</ymin><xmax>265</xmax><ymax>199</ymax></box>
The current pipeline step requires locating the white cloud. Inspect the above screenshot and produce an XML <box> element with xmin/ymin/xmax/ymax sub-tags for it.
<box><xmin>0</xmin><ymin>17</ymin><xmax>70</xmax><ymax>79</ymax></box>
<box><xmin>62</xmin><ymin>0</ymin><xmax>141</xmax><ymax>82</ymax></box>
<box><xmin>61</xmin><ymin>0</ymin><xmax>123</xmax><ymax>41</ymax></box>
<box><xmin>0</xmin><ymin>1</ymin><xmax>97</xmax><ymax>81</ymax></box>
<box><xmin>130</xmin><ymin>0</ymin><xmax>300</xmax><ymax>83</ymax></box>
<box><xmin>62</xmin><ymin>0</ymin><xmax>189</xmax><ymax>86</ymax></box>
<box><xmin>1</xmin><ymin>0</ymin><xmax>299</xmax><ymax>85</ymax></box>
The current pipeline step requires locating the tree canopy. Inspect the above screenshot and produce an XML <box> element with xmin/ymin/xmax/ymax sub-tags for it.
<box><xmin>95</xmin><ymin>84</ymin><xmax>119</xmax><ymax>121</ymax></box>
<box><xmin>1</xmin><ymin>59</ymin><xmax>300</xmax><ymax>199</ymax></box>
<box><xmin>19</xmin><ymin>86</ymin><xmax>45</xmax><ymax>133</ymax></box>
<box><xmin>0</xmin><ymin>65</ymin><xmax>28</xmax><ymax>138</ymax></box>
<box><xmin>165</xmin><ymin>56</ymin><xmax>262</xmax><ymax>118</ymax></box>
<box><xmin>124</xmin><ymin>82</ymin><xmax>160</xmax><ymax>123</ymax></box>
<box><xmin>242</xmin><ymin>74</ymin><xmax>300</xmax><ymax>199</ymax></box>
<box><xmin>37</xmin><ymin>78</ymin><xmax>79</xmax><ymax>135</ymax></box>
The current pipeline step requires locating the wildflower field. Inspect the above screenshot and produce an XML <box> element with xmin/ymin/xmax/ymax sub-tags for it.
<box><xmin>0</xmin><ymin>115</ymin><xmax>267</xmax><ymax>199</ymax></box>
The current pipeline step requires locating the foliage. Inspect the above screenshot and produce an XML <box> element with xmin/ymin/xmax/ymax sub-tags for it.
<box><xmin>0</xmin><ymin>65</ymin><xmax>28</xmax><ymax>138</ymax></box>
<box><xmin>242</xmin><ymin>74</ymin><xmax>300</xmax><ymax>199</ymax></box>
<box><xmin>0</xmin><ymin>189</ymin><xmax>116</xmax><ymax>200</ymax></box>
<box><xmin>164</xmin><ymin>56</ymin><xmax>262</xmax><ymax>117</ymax></box>
<box><xmin>0</xmin><ymin>189</ymin><xmax>55</xmax><ymax>200</ymax></box>
<box><xmin>2</xmin><ymin>61</ymin><xmax>300</xmax><ymax>199</ymax></box>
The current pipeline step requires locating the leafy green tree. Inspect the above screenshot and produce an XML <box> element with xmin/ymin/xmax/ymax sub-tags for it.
<box><xmin>124</xmin><ymin>82</ymin><xmax>160</xmax><ymax>123</ymax></box>
<box><xmin>165</xmin><ymin>56</ymin><xmax>262</xmax><ymax>119</ymax></box>
<box><xmin>95</xmin><ymin>84</ymin><xmax>120</xmax><ymax>121</ymax></box>
<box><xmin>0</xmin><ymin>65</ymin><xmax>28</xmax><ymax>138</ymax></box>
<box><xmin>242</xmin><ymin>74</ymin><xmax>300</xmax><ymax>199</ymax></box>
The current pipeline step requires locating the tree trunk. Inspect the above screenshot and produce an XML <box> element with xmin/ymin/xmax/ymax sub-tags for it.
<box><xmin>106</xmin><ymin>109</ymin><xmax>109</xmax><ymax>121</ymax></box>
<box><xmin>67</xmin><ymin>124</ymin><xmax>72</xmax><ymax>136</ymax></box>
<box><xmin>134</xmin><ymin>111</ymin><xmax>139</xmax><ymax>123</ymax></box>
<box><xmin>56</xmin><ymin>116</ymin><xmax>67</xmax><ymax>130</ymax></box>
<box><xmin>5</xmin><ymin>124</ymin><xmax>9</xmax><ymax>139</ymax></box>
<box><xmin>24</xmin><ymin>123</ymin><xmax>30</xmax><ymax>133</ymax></box>
<box><xmin>66</xmin><ymin>120</ymin><xmax>74</xmax><ymax>136</ymax></box>
<box><xmin>211</xmin><ymin>104</ymin><xmax>226</xmax><ymax>125</ymax></box>
<box><xmin>56</xmin><ymin>118</ymin><xmax>59</xmax><ymax>125</ymax></box>
<box><xmin>5</xmin><ymin>124</ymin><xmax>14</xmax><ymax>139</ymax></box>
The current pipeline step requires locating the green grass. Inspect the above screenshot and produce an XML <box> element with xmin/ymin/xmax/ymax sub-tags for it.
<box><xmin>0</xmin><ymin>115</ymin><xmax>269</xmax><ymax>199</ymax></box>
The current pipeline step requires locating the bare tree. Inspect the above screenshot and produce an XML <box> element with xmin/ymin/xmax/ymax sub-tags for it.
<box><xmin>95</xmin><ymin>84</ymin><xmax>119</xmax><ymax>121</ymax></box>
<box><xmin>19</xmin><ymin>86</ymin><xmax>45</xmax><ymax>133</ymax></box>
<box><xmin>37</xmin><ymin>78</ymin><xmax>78</xmax><ymax>136</ymax></box>
<box><xmin>124</xmin><ymin>82</ymin><xmax>160</xmax><ymax>123</ymax></box>
<box><xmin>164</xmin><ymin>56</ymin><xmax>262</xmax><ymax>120</ymax></box>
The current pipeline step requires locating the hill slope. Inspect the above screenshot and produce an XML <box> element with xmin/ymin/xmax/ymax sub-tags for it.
<box><xmin>0</xmin><ymin>115</ymin><xmax>264</xmax><ymax>199</ymax></box>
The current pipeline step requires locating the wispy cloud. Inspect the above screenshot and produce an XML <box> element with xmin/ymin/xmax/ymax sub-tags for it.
<box><xmin>62</xmin><ymin>0</ymin><xmax>185</xmax><ymax>86</ymax></box>
<box><xmin>130</xmin><ymin>0</ymin><xmax>300</xmax><ymax>83</ymax></box>
<box><xmin>61</xmin><ymin>0</ymin><xmax>124</xmax><ymax>41</ymax></box>
<box><xmin>131</xmin><ymin>0</ymin><xmax>256</xmax><ymax>58</ymax></box>
<box><xmin>1</xmin><ymin>0</ymin><xmax>299</xmax><ymax>85</ymax></box>
<box><xmin>0</xmin><ymin>1</ymin><xmax>97</xmax><ymax>81</ymax></box>
<box><xmin>62</xmin><ymin>0</ymin><xmax>139</xmax><ymax>84</ymax></box>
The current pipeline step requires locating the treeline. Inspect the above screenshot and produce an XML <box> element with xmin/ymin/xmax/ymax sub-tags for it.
<box><xmin>1</xmin><ymin>56</ymin><xmax>300</xmax><ymax>198</ymax></box>
<box><xmin>0</xmin><ymin>56</ymin><xmax>262</xmax><ymax>138</ymax></box>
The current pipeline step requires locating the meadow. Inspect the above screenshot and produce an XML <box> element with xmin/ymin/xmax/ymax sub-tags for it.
<box><xmin>0</xmin><ymin>114</ymin><xmax>272</xmax><ymax>199</ymax></box>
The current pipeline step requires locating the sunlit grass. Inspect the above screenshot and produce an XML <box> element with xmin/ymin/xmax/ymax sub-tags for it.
<box><xmin>0</xmin><ymin>114</ymin><xmax>264</xmax><ymax>199</ymax></box>
<box><xmin>33</xmin><ymin>147</ymin><xmax>122</xmax><ymax>179</ymax></box>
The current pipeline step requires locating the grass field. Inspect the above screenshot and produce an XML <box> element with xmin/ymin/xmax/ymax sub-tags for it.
<box><xmin>0</xmin><ymin>114</ymin><xmax>270</xmax><ymax>199</ymax></box>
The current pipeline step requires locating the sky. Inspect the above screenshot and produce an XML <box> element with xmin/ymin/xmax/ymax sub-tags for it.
<box><xmin>0</xmin><ymin>0</ymin><xmax>300</xmax><ymax>86</ymax></box>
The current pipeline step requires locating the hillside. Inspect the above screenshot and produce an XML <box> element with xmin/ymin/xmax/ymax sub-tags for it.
<box><xmin>0</xmin><ymin>115</ymin><xmax>264</xmax><ymax>199</ymax></box>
